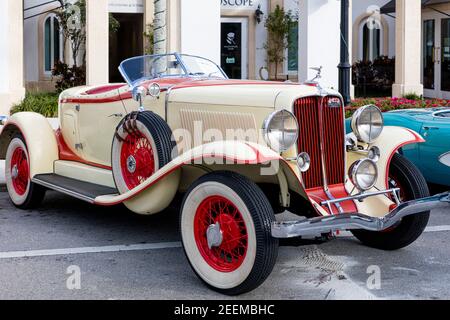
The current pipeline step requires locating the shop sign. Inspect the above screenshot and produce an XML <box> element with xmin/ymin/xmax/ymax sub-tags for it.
<box><xmin>109</xmin><ymin>0</ymin><xmax>144</xmax><ymax>14</ymax></box>
<box><xmin>221</xmin><ymin>0</ymin><xmax>263</xmax><ymax>10</ymax></box>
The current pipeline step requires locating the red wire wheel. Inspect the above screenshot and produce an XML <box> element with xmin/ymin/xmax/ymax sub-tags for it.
<box><xmin>120</xmin><ymin>132</ymin><xmax>155</xmax><ymax>190</ymax></box>
<box><xmin>194</xmin><ymin>195</ymin><xmax>248</xmax><ymax>273</ymax></box>
<box><xmin>10</xmin><ymin>146</ymin><xmax>29</xmax><ymax>196</ymax></box>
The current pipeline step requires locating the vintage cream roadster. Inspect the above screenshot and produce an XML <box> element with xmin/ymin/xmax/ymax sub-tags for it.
<box><xmin>1</xmin><ymin>53</ymin><xmax>449</xmax><ymax>295</ymax></box>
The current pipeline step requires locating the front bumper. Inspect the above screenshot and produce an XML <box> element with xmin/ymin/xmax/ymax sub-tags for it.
<box><xmin>272</xmin><ymin>192</ymin><xmax>450</xmax><ymax>238</ymax></box>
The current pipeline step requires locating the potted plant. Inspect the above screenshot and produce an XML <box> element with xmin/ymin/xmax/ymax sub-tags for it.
<box><xmin>264</xmin><ymin>5</ymin><xmax>294</xmax><ymax>81</ymax></box>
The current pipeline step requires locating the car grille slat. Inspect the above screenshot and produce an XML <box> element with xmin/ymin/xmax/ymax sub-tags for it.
<box><xmin>322</xmin><ymin>97</ymin><xmax>346</xmax><ymax>186</ymax></box>
<box><xmin>294</xmin><ymin>96</ymin><xmax>345</xmax><ymax>189</ymax></box>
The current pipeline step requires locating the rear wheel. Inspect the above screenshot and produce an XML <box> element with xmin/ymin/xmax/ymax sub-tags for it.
<box><xmin>180</xmin><ymin>171</ymin><xmax>278</xmax><ymax>295</ymax></box>
<box><xmin>5</xmin><ymin>136</ymin><xmax>45</xmax><ymax>209</ymax></box>
<box><xmin>352</xmin><ymin>153</ymin><xmax>430</xmax><ymax>250</ymax></box>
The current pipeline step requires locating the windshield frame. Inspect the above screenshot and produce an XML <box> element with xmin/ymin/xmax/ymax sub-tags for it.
<box><xmin>118</xmin><ymin>53</ymin><xmax>228</xmax><ymax>87</ymax></box>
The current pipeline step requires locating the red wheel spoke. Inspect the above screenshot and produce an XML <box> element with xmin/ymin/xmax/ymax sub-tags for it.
<box><xmin>10</xmin><ymin>147</ymin><xmax>29</xmax><ymax>196</ymax></box>
<box><xmin>194</xmin><ymin>195</ymin><xmax>248</xmax><ymax>273</ymax></box>
<box><xmin>120</xmin><ymin>132</ymin><xmax>155</xmax><ymax>190</ymax></box>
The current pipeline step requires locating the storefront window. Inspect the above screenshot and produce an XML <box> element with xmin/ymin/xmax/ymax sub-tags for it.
<box><xmin>44</xmin><ymin>15</ymin><xmax>62</xmax><ymax>73</ymax></box>
<box><xmin>288</xmin><ymin>21</ymin><xmax>298</xmax><ymax>72</ymax></box>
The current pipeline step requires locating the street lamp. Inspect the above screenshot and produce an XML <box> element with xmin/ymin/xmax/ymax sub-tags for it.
<box><xmin>338</xmin><ymin>0</ymin><xmax>351</xmax><ymax>106</ymax></box>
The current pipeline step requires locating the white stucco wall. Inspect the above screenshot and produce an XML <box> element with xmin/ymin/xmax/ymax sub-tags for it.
<box><xmin>254</xmin><ymin>0</ymin><xmax>269</xmax><ymax>80</ymax></box>
<box><xmin>352</xmin><ymin>0</ymin><xmax>395</xmax><ymax>60</ymax></box>
<box><xmin>0</xmin><ymin>1</ymin><xmax>9</xmax><ymax>94</ymax></box>
<box><xmin>181</xmin><ymin>0</ymin><xmax>221</xmax><ymax>64</ymax></box>
<box><xmin>24</xmin><ymin>0</ymin><xmax>42</xmax><ymax>83</ymax></box>
<box><xmin>299</xmin><ymin>0</ymin><xmax>341</xmax><ymax>89</ymax></box>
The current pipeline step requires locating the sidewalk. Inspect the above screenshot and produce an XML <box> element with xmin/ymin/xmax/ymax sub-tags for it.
<box><xmin>0</xmin><ymin>118</ymin><xmax>59</xmax><ymax>185</ymax></box>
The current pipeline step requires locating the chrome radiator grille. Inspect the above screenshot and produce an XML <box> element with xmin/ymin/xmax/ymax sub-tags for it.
<box><xmin>293</xmin><ymin>96</ymin><xmax>345</xmax><ymax>189</ymax></box>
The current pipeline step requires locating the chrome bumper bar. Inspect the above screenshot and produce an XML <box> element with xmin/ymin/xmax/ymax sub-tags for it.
<box><xmin>272</xmin><ymin>192</ymin><xmax>450</xmax><ymax>238</ymax></box>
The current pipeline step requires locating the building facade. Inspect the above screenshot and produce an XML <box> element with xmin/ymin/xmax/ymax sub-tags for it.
<box><xmin>20</xmin><ymin>0</ymin><xmax>300</xmax><ymax>88</ymax></box>
<box><xmin>0</xmin><ymin>0</ymin><xmax>444</xmax><ymax>114</ymax></box>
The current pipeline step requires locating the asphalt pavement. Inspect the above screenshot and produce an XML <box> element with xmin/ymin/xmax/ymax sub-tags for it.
<box><xmin>0</xmin><ymin>190</ymin><xmax>449</xmax><ymax>300</ymax></box>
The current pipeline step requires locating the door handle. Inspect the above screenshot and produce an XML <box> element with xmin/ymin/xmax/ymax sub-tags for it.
<box><xmin>423</xmin><ymin>126</ymin><xmax>439</xmax><ymax>130</ymax></box>
<box><xmin>109</xmin><ymin>113</ymin><xmax>123</xmax><ymax>118</ymax></box>
<box><xmin>437</xmin><ymin>47</ymin><xmax>441</xmax><ymax>64</ymax></box>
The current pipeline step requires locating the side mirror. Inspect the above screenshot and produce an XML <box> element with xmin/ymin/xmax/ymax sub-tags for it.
<box><xmin>132</xmin><ymin>86</ymin><xmax>147</xmax><ymax>102</ymax></box>
<box><xmin>132</xmin><ymin>86</ymin><xmax>148</xmax><ymax>112</ymax></box>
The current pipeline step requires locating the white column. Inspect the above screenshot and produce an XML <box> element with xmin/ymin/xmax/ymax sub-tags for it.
<box><xmin>179</xmin><ymin>0</ymin><xmax>220</xmax><ymax>64</ymax></box>
<box><xmin>298</xmin><ymin>0</ymin><xmax>341</xmax><ymax>89</ymax></box>
<box><xmin>0</xmin><ymin>0</ymin><xmax>25</xmax><ymax>115</ymax></box>
<box><xmin>86</xmin><ymin>0</ymin><xmax>109</xmax><ymax>86</ymax></box>
<box><xmin>392</xmin><ymin>0</ymin><xmax>423</xmax><ymax>97</ymax></box>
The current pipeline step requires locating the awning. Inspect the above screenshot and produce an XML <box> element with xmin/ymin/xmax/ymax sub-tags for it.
<box><xmin>381</xmin><ymin>0</ymin><xmax>450</xmax><ymax>14</ymax></box>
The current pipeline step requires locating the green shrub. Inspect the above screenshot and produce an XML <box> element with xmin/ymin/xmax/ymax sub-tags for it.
<box><xmin>10</xmin><ymin>92</ymin><xmax>59</xmax><ymax>118</ymax></box>
<box><xmin>402</xmin><ymin>92</ymin><xmax>422</xmax><ymax>100</ymax></box>
<box><xmin>52</xmin><ymin>61</ymin><xmax>86</xmax><ymax>93</ymax></box>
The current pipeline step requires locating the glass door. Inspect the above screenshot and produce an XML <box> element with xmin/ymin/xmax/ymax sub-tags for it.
<box><xmin>423</xmin><ymin>14</ymin><xmax>441</xmax><ymax>98</ymax></box>
<box><xmin>441</xmin><ymin>18</ymin><xmax>450</xmax><ymax>98</ymax></box>
<box><xmin>220</xmin><ymin>17</ymin><xmax>248</xmax><ymax>79</ymax></box>
<box><xmin>423</xmin><ymin>20</ymin><xmax>435</xmax><ymax>93</ymax></box>
<box><xmin>421</xmin><ymin>14</ymin><xmax>450</xmax><ymax>99</ymax></box>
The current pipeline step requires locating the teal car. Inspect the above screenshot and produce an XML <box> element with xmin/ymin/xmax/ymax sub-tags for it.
<box><xmin>346</xmin><ymin>107</ymin><xmax>450</xmax><ymax>187</ymax></box>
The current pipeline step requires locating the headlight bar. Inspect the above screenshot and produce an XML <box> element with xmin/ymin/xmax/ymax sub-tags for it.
<box><xmin>320</xmin><ymin>188</ymin><xmax>401</xmax><ymax>214</ymax></box>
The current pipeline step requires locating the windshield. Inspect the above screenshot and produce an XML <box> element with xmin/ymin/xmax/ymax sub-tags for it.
<box><xmin>119</xmin><ymin>53</ymin><xmax>227</xmax><ymax>87</ymax></box>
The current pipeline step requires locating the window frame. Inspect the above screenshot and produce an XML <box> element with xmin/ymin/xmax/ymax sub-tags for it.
<box><xmin>359</xmin><ymin>19</ymin><xmax>383</xmax><ymax>62</ymax></box>
<box><xmin>285</xmin><ymin>20</ymin><xmax>299</xmax><ymax>75</ymax></box>
<box><xmin>43</xmin><ymin>13</ymin><xmax>63</xmax><ymax>76</ymax></box>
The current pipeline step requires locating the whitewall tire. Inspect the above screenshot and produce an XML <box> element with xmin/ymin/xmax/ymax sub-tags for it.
<box><xmin>5</xmin><ymin>136</ymin><xmax>45</xmax><ymax>209</ymax></box>
<box><xmin>180</xmin><ymin>171</ymin><xmax>278</xmax><ymax>295</ymax></box>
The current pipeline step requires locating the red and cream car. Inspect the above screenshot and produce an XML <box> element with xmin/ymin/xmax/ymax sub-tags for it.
<box><xmin>1</xmin><ymin>53</ymin><xmax>449</xmax><ymax>295</ymax></box>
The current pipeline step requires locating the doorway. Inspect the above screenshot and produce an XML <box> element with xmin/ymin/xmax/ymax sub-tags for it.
<box><xmin>221</xmin><ymin>17</ymin><xmax>248</xmax><ymax>79</ymax></box>
<box><xmin>423</xmin><ymin>13</ymin><xmax>450</xmax><ymax>99</ymax></box>
<box><xmin>109</xmin><ymin>13</ymin><xmax>144</xmax><ymax>83</ymax></box>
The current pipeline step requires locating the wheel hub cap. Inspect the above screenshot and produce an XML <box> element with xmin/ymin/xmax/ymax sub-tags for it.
<box><xmin>127</xmin><ymin>155</ymin><xmax>137</xmax><ymax>173</ymax></box>
<box><xmin>206</xmin><ymin>222</ymin><xmax>223</xmax><ymax>249</ymax></box>
<box><xmin>11</xmin><ymin>165</ymin><xmax>19</xmax><ymax>179</ymax></box>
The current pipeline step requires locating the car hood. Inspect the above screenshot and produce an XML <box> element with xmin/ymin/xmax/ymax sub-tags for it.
<box><xmin>166</xmin><ymin>79</ymin><xmax>323</xmax><ymax>109</ymax></box>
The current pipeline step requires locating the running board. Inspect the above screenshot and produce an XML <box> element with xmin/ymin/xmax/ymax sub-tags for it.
<box><xmin>32</xmin><ymin>174</ymin><xmax>119</xmax><ymax>204</ymax></box>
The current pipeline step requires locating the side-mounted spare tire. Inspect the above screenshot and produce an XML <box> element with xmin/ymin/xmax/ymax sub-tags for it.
<box><xmin>112</xmin><ymin>111</ymin><xmax>177</xmax><ymax>194</ymax></box>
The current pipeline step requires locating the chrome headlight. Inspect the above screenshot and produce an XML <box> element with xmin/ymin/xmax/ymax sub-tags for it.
<box><xmin>263</xmin><ymin>110</ymin><xmax>299</xmax><ymax>152</ymax></box>
<box><xmin>351</xmin><ymin>105</ymin><xmax>384</xmax><ymax>143</ymax></box>
<box><xmin>349</xmin><ymin>159</ymin><xmax>378</xmax><ymax>191</ymax></box>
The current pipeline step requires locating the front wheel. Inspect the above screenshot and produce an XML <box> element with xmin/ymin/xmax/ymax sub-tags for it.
<box><xmin>180</xmin><ymin>171</ymin><xmax>278</xmax><ymax>295</ymax></box>
<box><xmin>352</xmin><ymin>153</ymin><xmax>430</xmax><ymax>250</ymax></box>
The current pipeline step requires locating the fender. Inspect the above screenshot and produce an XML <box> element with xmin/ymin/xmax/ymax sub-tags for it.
<box><xmin>94</xmin><ymin>141</ymin><xmax>308</xmax><ymax>215</ymax></box>
<box><xmin>0</xmin><ymin>112</ymin><xmax>59</xmax><ymax>178</ymax></box>
<box><xmin>371</xmin><ymin>126</ymin><xmax>424</xmax><ymax>190</ymax></box>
